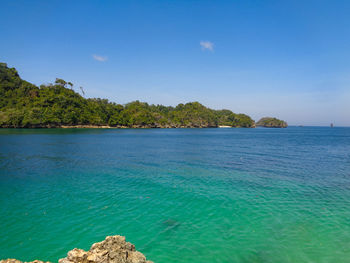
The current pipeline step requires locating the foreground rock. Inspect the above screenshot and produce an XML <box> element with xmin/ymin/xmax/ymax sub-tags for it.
<box><xmin>1</xmin><ymin>236</ymin><xmax>153</xmax><ymax>263</ymax></box>
<box><xmin>0</xmin><ymin>260</ymin><xmax>49</xmax><ymax>263</ymax></box>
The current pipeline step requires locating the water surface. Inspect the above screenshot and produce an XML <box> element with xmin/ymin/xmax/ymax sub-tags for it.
<box><xmin>0</xmin><ymin>127</ymin><xmax>349</xmax><ymax>263</ymax></box>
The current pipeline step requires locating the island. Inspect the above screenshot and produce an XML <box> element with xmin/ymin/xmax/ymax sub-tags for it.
<box><xmin>256</xmin><ymin>117</ymin><xmax>288</xmax><ymax>128</ymax></box>
<box><xmin>0</xmin><ymin>62</ymin><xmax>285</xmax><ymax>129</ymax></box>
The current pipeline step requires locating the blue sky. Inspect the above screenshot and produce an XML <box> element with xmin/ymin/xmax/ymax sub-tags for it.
<box><xmin>1</xmin><ymin>0</ymin><xmax>349</xmax><ymax>126</ymax></box>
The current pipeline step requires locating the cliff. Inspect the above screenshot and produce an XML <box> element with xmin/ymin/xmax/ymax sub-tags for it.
<box><xmin>0</xmin><ymin>236</ymin><xmax>153</xmax><ymax>263</ymax></box>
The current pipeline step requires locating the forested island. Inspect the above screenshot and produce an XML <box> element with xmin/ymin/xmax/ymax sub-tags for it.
<box><xmin>0</xmin><ymin>63</ymin><xmax>285</xmax><ymax>128</ymax></box>
<box><xmin>256</xmin><ymin>117</ymin><xmax>288</xmax><ymax>128</ymax></box>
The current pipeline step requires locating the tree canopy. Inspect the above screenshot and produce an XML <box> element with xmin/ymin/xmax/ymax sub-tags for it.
<box><xmin>256</xmin><ymin>117</ymin><xmax>287</xmax><ymax>128</ymax></box>
<box><xmin>0</xmin><ymin>63</ymin><xmax>256</xmax><ymax>128</ymax></box>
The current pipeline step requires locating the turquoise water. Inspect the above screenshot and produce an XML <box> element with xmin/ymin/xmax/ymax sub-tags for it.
<box><xmin>0</xmin><ymin>127</ymin><xmax>350</xmax><ymax>263</ymax></box>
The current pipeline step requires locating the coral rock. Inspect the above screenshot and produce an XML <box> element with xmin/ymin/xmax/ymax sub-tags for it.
<box><xmin>1</xmin><ymin>236</ymin><xmax>152</xmax><ymax>263</ymax></box>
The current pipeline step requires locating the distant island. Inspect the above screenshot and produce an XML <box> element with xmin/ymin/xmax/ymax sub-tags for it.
<box><xmin>256</xmin><ymin>117</ymin><xmax>288</xmax><ymax>128</ymax></box>
<box><xmin>0</xmin><ymin>63</ymin><xmax>286</xmax><ymax>129</ymax></box>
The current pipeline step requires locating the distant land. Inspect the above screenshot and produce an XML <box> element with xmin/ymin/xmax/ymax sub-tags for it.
<box><xmin>0</xmin><ymin>63</ymin><xmax>286</xmax><ymax>129</ymax></box>
<box><xmin>256</xmin><ymin>117</ymin><xmax>288</xmax><ymax>128</ymax></box>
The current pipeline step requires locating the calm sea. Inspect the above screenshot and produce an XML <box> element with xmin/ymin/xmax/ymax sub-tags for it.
<box><xmin>0</xmin><ymin>127</ymin><xmax>349</xmax><ymax>263</ymax></box>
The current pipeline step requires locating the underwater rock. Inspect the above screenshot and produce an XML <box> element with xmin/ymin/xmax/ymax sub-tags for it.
<box><xmin>162</xmin><ymin>219</ymin><xmax>180</xmax><ymax>230</ymax></box>
<box><xmin>1</xmin><ymin>236</ymin><xmax>153</xmax><ymax>263</ymax></box>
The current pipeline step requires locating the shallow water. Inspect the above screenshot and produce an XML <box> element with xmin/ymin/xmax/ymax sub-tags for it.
<box><xmin>0</xmin><ymin>127</ymin><xmax>349</xmax><ymax>263</ymax></box>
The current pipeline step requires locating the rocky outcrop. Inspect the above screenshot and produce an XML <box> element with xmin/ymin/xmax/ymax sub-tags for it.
<box><xmin>256</xmin><ymin>117</ymin><xmax>287</xmax><ymax>128</ymax></box>
<box><xmin>1</xmin><ymin>236</ymin><xmax>153</xmax><ymax>263</ymax></box>
<box><xmin>0</xmin><ymin>260</ymin><xmax>49</xmax><ymax>263</ymax></box>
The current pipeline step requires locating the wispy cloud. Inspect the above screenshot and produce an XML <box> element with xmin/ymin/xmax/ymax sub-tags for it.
<box><xmin>200</xmin><ymin>41</ymin><xmax>214</xmax><ymax>51</ymax></box>
<box><xmin>92</xmin><ymin>54</ymin><xmax>108</xmax><ymax>62</ymax></box>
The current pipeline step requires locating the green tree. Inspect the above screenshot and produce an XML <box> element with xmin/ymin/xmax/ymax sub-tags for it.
<box><xmin>0</xmin><ymin>62</ymin><xmax>262</xmax><ymax>129</ymax></box>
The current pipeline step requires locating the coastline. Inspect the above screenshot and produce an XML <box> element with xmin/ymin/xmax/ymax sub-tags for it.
<box><xmin>0</xmin><ymin>125</ymin><xmax>255</xmax><ymax>129</ymax></box>
<box><xmin>0</xmin><ymin>126</ymin><xmax>255</xmax><ymax>129</ymax></box>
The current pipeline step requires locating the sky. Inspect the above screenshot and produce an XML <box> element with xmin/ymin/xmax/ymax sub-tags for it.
<box><xmin>1</xmin><ymin>0</ymin><xmax>349</xmax><ymax>126</ymax></box>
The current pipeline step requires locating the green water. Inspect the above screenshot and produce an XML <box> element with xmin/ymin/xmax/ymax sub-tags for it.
<box><xmin>0</xmin><ymin>127</ymin><xmax>350</xmax><ymax>262</ymax></box>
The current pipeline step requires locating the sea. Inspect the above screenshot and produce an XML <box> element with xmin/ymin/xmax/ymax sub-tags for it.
<box><xmin>0</xmin><ymin>127</ymin><xmax>349</xmax><ymax>263</ymax></box>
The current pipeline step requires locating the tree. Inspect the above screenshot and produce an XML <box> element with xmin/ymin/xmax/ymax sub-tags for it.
<box><xmin>0</xmin><ymin>63</ymin><xmax>260</xmax><ymax>128</ymax></box>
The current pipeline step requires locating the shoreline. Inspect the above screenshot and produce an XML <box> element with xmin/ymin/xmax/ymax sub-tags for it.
<box><xmin>0</xmin><ymin>125</ymin><xmax>291</xmax><ymax>129</ymax></box>
<box><xmin>0</xmin><ymin>125</ymin><xmax>258</xmax><ymax>129</ymax></box>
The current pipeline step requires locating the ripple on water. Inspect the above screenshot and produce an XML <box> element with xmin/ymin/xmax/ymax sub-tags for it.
<box><xmin>0</xmin><ymin>127</ymin><xmax>350</xmax><ymax>262</ymax></box>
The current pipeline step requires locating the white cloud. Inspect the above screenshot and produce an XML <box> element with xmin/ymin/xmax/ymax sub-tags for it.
<box><xmin>200</xmin><ymin>41</ymin><xmax>214</xmax><ymax>51</ymax></box>
<box><xmin>92</xmin><ymin>54</ymin><xmax>108</xmax><ymax>62</ymax></box>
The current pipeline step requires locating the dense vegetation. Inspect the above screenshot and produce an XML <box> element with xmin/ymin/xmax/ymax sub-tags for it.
<box><xmin>256</xmin><ymin>117</ymin><xmax>287</xmax><ymax>128</ymax></box>
<box><xmin>0</xmin><ymin>63</ymin><xmax>256</xmax><ymax>128</ymax></box>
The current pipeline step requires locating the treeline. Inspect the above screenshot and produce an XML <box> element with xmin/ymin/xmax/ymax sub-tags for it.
<box><xmin>0</xmin><ymin>63</ymin><xmax>256</xmax><ymax>128</ymax></box>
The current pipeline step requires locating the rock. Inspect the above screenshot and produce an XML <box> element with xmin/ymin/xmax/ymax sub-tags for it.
<box><xmin>0</xmin><ymin>260</ymin><xmax>49</xmax><ymax>263</ymax></box>
<box><xmin>60</xmin><ymin>236</ymin><xmax>153</xmax><ymax>263</ymax></box>
<box><xmin>256</xmin><ymin>117</ymin><xmax>287</xmax><ymax>128</ymax></box>
<box><xmin>1</xmin><ymin>236</ymin><xmax>153</xmax><ymax>263</ymax></box>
